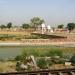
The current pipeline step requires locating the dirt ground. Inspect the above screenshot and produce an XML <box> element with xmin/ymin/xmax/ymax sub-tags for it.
<box><xmin>0</xmin><ymin>31</ymin><xmax>31</xmax><ymax>35</ymax></box>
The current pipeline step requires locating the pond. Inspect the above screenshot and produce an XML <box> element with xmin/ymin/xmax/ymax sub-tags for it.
<box><xmin>0</xmin><ymin>46</ymin><xmax>24</xmax><ymax>59</ymax></box>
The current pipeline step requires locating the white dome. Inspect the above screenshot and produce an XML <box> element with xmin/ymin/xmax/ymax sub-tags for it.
<box><xmin>41</xmin><ymin>23</ymin><xmax>46</xmax><ymax>28</ymax></box>
<box><xmin>47</xmin><ymin>25</ymin><xmax>51</xmax><ymax>29</ymax></box>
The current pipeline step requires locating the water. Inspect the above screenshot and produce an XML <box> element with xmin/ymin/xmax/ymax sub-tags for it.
<box><xmin>0</xmin><ymin>46</ymin><xmax>25</xmax><ymax>59</ymax></box>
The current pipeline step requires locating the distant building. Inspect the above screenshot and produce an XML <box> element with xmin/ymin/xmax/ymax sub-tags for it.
<box><xmin>37</xmin><ymin>23</ymin><xmax>54</xmax><ymax>34</ymax></box>
<box><xmin>46</xmin><ymin>25</ymin><xmax>53</xmax><ymax>33</ymax></box>
<box><xmin>41</xmin><ymin>23</ymin><xmax>46</xmax><ymax>34</ymax></box>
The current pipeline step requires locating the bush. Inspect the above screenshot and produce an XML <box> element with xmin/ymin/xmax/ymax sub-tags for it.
<box><xmin>37</xmin><ymin>58</ymin><xmax>48</xmax><ymax>69</ymax></box>
<box><xmin>20</xmin><ymin>53</ymin><xmax>28</xmax><ymax>62</ymax></box>
<box><xmin>46</xmin><ymin>50</ymin><xmax>63</xmax><ymax>57</ymax></box>
<box><xmin>58</xmin><ymin>59</ymin><xmax>65</xmax><ymax>64</ymax></box>
<box><xmin>16</xmin><ymin>61</ymin><xmax>22</xmax><ymax>71</ymax></box>
<box><xmin>15</xmin><ymin>52</ymin><xmax>27</xmax><ymax>62</ymax></box>
<box><xmin>70</xmin><ymin>54</ymin><xmax>75</xmax><ymax>65</ymax></box>
<box><xmin>15</xmin><ymin>55</ymin><xmax>22</xmax><ymax>61</ymax></box>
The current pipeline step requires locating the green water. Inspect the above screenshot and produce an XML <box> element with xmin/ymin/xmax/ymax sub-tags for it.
<box><xmin>0</xmin><ymin>46</ymin><xmax>25</xmax><ymax>59</ymax></box>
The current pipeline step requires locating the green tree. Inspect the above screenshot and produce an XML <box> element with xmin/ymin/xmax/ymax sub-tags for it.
<box><xmin>0</xmin><ymin>25</ymin><xmax>6</xmax><ymax>29</ymax></box>
<box><xmin>58</xmin><ymin>24</ymin><xmax>64</xmax><ymax>29</ymax></box>
<box><xmin>22</xmin><ymin>23</ymin><xmax>30</xmax><ymax>29</ymax></box>
<box><xmin>7</xmin><ymin>22</ymin><xmax>12</xmax><ymax>29</ymax></box>
<box><xmin>67</xmin><ymin>23</ymin><xmax>75</xmax><ymax>32</ymax></box>
<box><xmin>30</xmin><ymin>17</ymin><xmax>44</xmax><ymax>30</ymax></box>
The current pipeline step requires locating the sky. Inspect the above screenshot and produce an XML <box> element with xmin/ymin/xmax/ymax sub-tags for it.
<box><xmin>0</xmin><ymin>0</ymin><xmax>75</xmax><ymax>26</ymax></box>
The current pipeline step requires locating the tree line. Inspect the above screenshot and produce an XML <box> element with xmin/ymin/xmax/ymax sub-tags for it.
<box><xmin>0</xmin><ymin>22</ymin><xmax>12</xmax><ymax>29</ymax></box>
<box><xmin>0</xmin><ymin>17</ymin><xmax>75</xmax><ymax>32</ymax></box>
<box><xmin>0</xmin><ymin>17</ymin><xmax>44</xmax><ymax>29</ymax></box>
<box><xmin>57</xmin><ymin>23</ymin><xmax>75</xmax><ymax>32</ymax></box>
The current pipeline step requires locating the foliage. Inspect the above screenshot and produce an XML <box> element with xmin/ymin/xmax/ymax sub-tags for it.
<box><xmin>70</xmin><ymin>54</ymin><xmax>75</xmax><ymax>64</ymax></box>
<box><xmin>37</xmin><ymin>58</ymin><xmax>48</xmax><ymax>69</ymax></box>
<box><xmin>46</xmin><ymin>49</ymin><xmax>63</xmax><ymax>57</ymax></box>
<box><xmin>22</xmin><ymin>23</ymin><xmax>30</xmax><ymax>29</ymax></box>
<box><xmin>22</xmin><ymin>49</ymin><xmax>39</xmax><ymax>57</ymax></box>
<box><xmin>0</xmin><ymin>25</ymin><xmax>6</xmax><ymax>29</ymax></box>
<box><xmin>58</xmin><ymin>24</ymin><xmax>64</xmax><ymax>29</ymax></box>
<box><xmin>51</xmin><ymin>58</ymin><xmax>65</xmax><ymax>64</ymax></box>
<box><xmin>67</xmin><ymin>23</ymin><xmax>75</xmax><ymax>32</ymax></box>
<box><xmin>15</xmin><ymin>46</ymin><xmax>74</xmax><ymax>59</ymax></box>
<box><xmin>7</xmin><ymin>22</ymin><xmax>12</xmax><ymax>29</ymax></box>
<box><xmin>15</xmin><ymin>55</ymin><xmax>22</xmax><ymax>61</ymax></box>
<box><xmin>15</xmin><ymin>50</ymin><xmax>29</xmax><ymax>61</ymax></box>
<box><xmin>30</xmin><ymin>17</ymin><xmax>44</xmax><ymax>30</ymax></box>
<box><xmin>20</xmin><ymin>52</ymin><xmax>27</xmax><ymax>61</ymax></box>
<box><xmin>57</xmin><ymin>59</ymin><xmax>65</xmax><ymax>64</ymax></box>
<box><xmin>16</xmin><ymin>61</ymin><xmax>22</xmax><ymax>71</ymax></box>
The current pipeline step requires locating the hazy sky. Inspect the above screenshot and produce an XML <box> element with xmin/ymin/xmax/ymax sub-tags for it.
<box><xmin>0</xmin><ymin>0</ymin><xmax>75</xmax><ymax>26</ymax></box>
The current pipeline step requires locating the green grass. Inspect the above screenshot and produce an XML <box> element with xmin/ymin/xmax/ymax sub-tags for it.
<box><xmin>20</xmin><ymin>45</ymin><xmax>75</xmax><ymax>57</ymax></box>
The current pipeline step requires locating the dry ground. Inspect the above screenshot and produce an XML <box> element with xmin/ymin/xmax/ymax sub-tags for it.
<box><xmin>0</xmin><ymin>61</ymin><xmax>16</xmax><ymax>73</ymax></box>
<box><xmin>0</xmin><ymin>31</ymin><xmax>31</xmax><ymax>35</ymax></box>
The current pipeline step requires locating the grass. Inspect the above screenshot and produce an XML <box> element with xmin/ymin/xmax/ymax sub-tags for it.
<box><xmin>15</xmin><ymin>45</ymin><xmax>75</xmax><ymax>70</ymax></box>
<box><xmin>23</xmin><ymin>45</ymin><xmax>75</xmax><ymax>52</ymax></box>
<box><xmin>20</xmin><ymin>45</ymin><xmax>75</xmax><ymax>57</ymax></box>
<box><xmin>0</xmin><ymin>45</ymin><xmax>75</xmax><ymax>72</ymax></box>
<box><xmin>0</xmin><ymin>45</ymin><xmax>75</xmax><ymax>59</ymax></box>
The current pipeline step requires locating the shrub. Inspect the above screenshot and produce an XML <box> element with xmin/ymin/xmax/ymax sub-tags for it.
<box><xmin>15</xmin><ymin>51</ymin><xmax>28</xmax><ymax>62</ymax></box>
<box><xmin>58</xmin><ymin>59</ymin><xmax>65</xmax><ymax>64</ymax></box>
<box><xmin>37</xmin><ymin>58</ymin><xmax>48</xmax><ymax>69</ymax></box>
<box><xmin>16</xmin><ymin>61</ymin><xmax>22</xmax><ymax>71</ymax></box>
<box><xmin>20</xmin><ymin>53</ymin><xmax>28</xmax><ymax>62</ymax></box>
<box><xmin>46</xmin><ymin>50</ymin><xmax>63</xmax><ymax>57</ymax></box>
<box><xmin>15</xmin><ymin>55</ymin><xmax>22</xmax><ymax>61</ymax></box>
<box><xmin>70</xmin><ymin>54</ymin><xmax>75</xmax><ymax>65</ymax></box>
